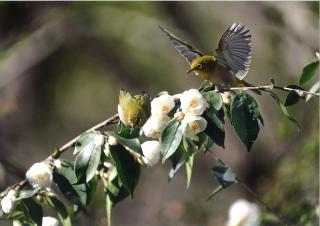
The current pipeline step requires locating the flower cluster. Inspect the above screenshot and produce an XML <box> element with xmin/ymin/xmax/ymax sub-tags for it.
<box><xmin>177</xmin><ymin>89</ymin><xmax>208</xmax><ymax>138</ymax></box>
<box><xmin>141</xmin><ymin>89</ymin><xmax>208</xmax><ymax>167</ymax></box>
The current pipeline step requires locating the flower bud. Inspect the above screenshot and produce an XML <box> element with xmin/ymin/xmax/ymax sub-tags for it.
<box><xmin>141</xmin><ymin>141</ymin><xmax>161</xmax><ymax>167</ymax></box>
<box><xmin>26</xmin><ymin>162</ymin><xmax>53</xmax><ymax>191</ymax></box>
<box><xmin>174</xmin><ymin>111</ymin><xmax>185</xmax><ymax>121</ymax></box>
<box><xmin>143</xmin><ymin>115</ymin><xmax>170</xmax><ymax>138</ymax></box>
<box><xmin>42</xmin><ymin>216</ymin><xmax>59</xmax><ymax>226</ymax></box>
<box><xmin>108</xmin><ymin>136</ymin><xmax>117</xmax><ymax>146</ymax></box>
<box><xmin>1</xmin><ymin>190</ymin><xmax>16</xmax><ymax>214</ymax></box>
<box><xmin>221</xmin><ymin>92</ymin><xmax>234</xmax><ymax>105</ymax></box>
<box><xmin>226</xmin><ymin>199</ymin><xmax>261</xmax><ymax>226</ymax></box>
<box><xmin>180</xmin><ymin>115</ymin><xmax>207</xmax><ymax>138</ymax></box>
<box><xmin>180</xmin><ymin>89</ymin><xmax>208</xmax><ymax>115</ymax></box>
<box><xmin>94</xmin><ymin>134</ymin><xmax>105</xmax><ymax>146</ymax></box>
<box><xmin>53</xmin><ymin>159</ymin><xmax>62</xmax><ymax>169</ymax></box>
<box><xmin>151</xmin><ymin>94</ymin><xmax>175</xmax><ymax>116</ymax></box>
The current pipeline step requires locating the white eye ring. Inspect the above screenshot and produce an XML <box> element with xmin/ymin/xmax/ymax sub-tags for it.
<box><xmin>197</xmin><ymin>64</ymin><xmax>202</xmax><ymax>69</ymax></box>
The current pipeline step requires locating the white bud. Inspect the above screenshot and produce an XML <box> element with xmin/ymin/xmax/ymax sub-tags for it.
<box><xmin>221</xmin><ymin>92</ymin><xmax>234</xmax><ymax>105</ymax></box>
<box><xmin>42</xmin><ymin>216</ymin><xmax>59</xmax><ymax>226</ymax></box>
<box><xmin>53</xmin><ymin>159</ymin><xmax>62</xmax><ymax>169</ymax></box>
<box><xmin>143</xmin><ymin>115</ymin><xmax>170</xmax><ymax>138</ymax></box>
<box><xmin>316</xmin><ymin>52</ymin><xmax>320</xmax><ymax>60</ymax></box>
<box><xmin>1</xmin><ymin>190</ymin><xmax>16</xmax><ymax>214</ymax></box>
<box><xmin>174</xmin><ymin>111</ymin><xmax>185</xmax><ymax>121</ymax></box>
<box><xmin>180</xmin><ymin>89</ymin><xmax>208</xmax><ymax>115</ymax></box>
<box><xmin>180</xmin><ymin>115</ymin><xmax>207</xmax><ymax>138</ymax></box>
<box><xmin>94</xmin><ymin>134</ymin><xmax>105</xmax><ymax>146</ymax></box>
<box><xmin>104</xmin><ymin>143</ymin><xmax>111</xmax><ymax>156</ymax></box>
<box><xmin>226</xmin><ymin>199</ymin><xmax>261</xmax><ymax>226</ymax></box>
<box><xmin>141</xmin><ymin>141</ymin><xmax>161</xmax><ymax>167</ymax></box>
<box><xmin>26</xmin><ymin>162</ymin><xmax>52</xmax><ymax>191</ymax></box>
<box><xmin>151</xmin><ymin>94</ymin><xmax>175</xmax><ymax>116</ymax></box>
<box><xmin>108</xmin><ymin>136</ymin><xmax>117</xmax><ymax>146</ymax></box>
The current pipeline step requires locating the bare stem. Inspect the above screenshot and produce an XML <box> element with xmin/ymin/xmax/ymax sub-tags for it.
<box><xmin>219</xmin><ymin>84</ymin><xmax>320</xmax><ymax>97</ymax></box>
<box><xmin>207</xmin><ymin>150</ymin><xmax>291</xmax><ymax>226</ymax></box>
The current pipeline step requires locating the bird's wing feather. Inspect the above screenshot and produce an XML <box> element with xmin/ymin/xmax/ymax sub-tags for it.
<box><xmin>159</xmin><ymin>26</ymin><xmax>203</xmax><ymax>65</ymax></box>
<box><xmin>216</xmin><ymin>23</ymin><xmax>252</xmax><ymax>80</ymax></box>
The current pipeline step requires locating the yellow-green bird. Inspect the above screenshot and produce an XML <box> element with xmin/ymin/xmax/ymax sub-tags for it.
<box><xmin>118</xmin><ymin>89</ymin><xmax>151</xmax><ymax>128</ymax></box>
<box><xmin>159</xmin><ymin>23</ymin><xmax>260</xmax><ymax>94</ymax></box>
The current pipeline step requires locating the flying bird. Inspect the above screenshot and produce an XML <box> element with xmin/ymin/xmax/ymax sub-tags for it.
<box><xmin>159</xmin><ymin>23</ymin><xmax>260</xmax><ymax>94</ymax></box>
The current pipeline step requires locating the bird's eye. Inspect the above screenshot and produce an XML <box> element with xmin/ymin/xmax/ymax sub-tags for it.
<box><xmin>197</xmin><ymin>64</ymin><xmax>202</xmax><ymax>69</ymax></box>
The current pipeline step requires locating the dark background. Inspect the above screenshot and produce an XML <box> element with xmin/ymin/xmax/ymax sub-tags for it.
<box><xmin>0</xmin><ymin>2</ymin><xmax>318</xmax><ymax>226</ymax></box>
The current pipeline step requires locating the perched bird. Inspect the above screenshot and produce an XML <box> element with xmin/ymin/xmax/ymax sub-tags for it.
<box><xmin>159</xmin><ymin>23</ymin><xmax>260</xmax><ymax>94</ymax></box>
<box><xmin>118</xmin><ymin>89</ymin><xmax>151</xmax><ymax>128</ymax></box>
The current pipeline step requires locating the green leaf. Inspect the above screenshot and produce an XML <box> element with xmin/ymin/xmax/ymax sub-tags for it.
<box><xmin>284</xmin><ymin>85</ymin><xmax>305</xmax><ymax>107</ymax></box>
<box><xmin>74</xmin><ymin>132</ymin><xmax>102</xmax><ymax>182</ymax></box>
<box><xmin>46</xmin><ymin>196</ymin><xmax>72</xmax><ymax>226</ymax></box>
<box><xmin>168</xmin><ymin>161</ymin><xmax>185</xmax><ymax>182</ymax></box>
<box><xmin>117</xmin><ymin>122</ymin><xmax>141</xmax><ymax>139</ymax></box>
<box><xmin>199</xmin><ymin>80</ymin><xmax>214</xmax><ymax>92</ymax></box>
<box><xmin>264</xmin><ymin>90</ymin><xmax>300</xmax><ymax>129</ymax></box>
<box><xmin>55</xmin><ymin>160</ymin><xmax>77</xmax><ymax>184</ymax></box>
<box><xmin>206</xmin><ymin>185</ymin><xmax>223</xmax><ymax>201</ymax></box>
<box><xmin>299</xmin><ymin>60</ymin><xmax>319</xmax><ymax>85</ymax></box>
<box><xmin>202</xmin><ymin>92</ymin><xmax>223</xmax><ymax>111</ymax></box>
<box><xmin>169</xmin><ymin>143</ymin><xmax>185</xmax><ymax>169</ymax></box>
<box><xmin>306</xmin><ymin>81</ymin><xmax>320</xmax><ymax>101</ymax></box>
<box><xmin>105</xmin><ymin>131</ymin><xmax>142</xmax><ymax>154</ymax></box>
<box><xmin>105</xmin><ymin>193</ymin><xmax>112</xmax><ymax>226</ymax></box>
<box><xmin>212</xmin><ymin>166</ymin><xmax>236</xmax><ymax>188</ymax></box>
<box><xmin>185</xmin><ymin>150</ymin><xmax>194</xmax><ymax>189</ymax></box>
<box><xmin>203</xmin><ymin>107</ymin><xmax>225</xmax><ymax>148</ymax></box>
<box><xmin>230</xmin><ymin>92</ymin><xmax>263</xmax><ymax>151</ymax></box>
<box><xmin>22</xmin><ymin>198</ymin><xmax>43</xmax><ymax>226</ymax></box>
<box><xmin>109</xmin><ymin>145</ymin><xmax>140</xmax><ymax>196</ymax></box>
<box><xmin>160</xmin><ymin>119</ymin><xmax>183</xmax><ymax>163</ymax></box>
<box><xmin>16</xmin><ymin>189</ymin><xmax>40</xmax><ymax>201</ymax></box>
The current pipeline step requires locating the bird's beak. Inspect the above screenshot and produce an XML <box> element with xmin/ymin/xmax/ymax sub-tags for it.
<box><xmin>186</xmin><ymin>67</ymin><xmax>196</xmax><ymax>74</ymax></box>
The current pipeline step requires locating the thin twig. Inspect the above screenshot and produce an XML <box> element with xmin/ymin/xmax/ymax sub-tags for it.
<box><xmin>219</xmin><ymin>84</ymin><xmax>320</xmax><ymax>97</ymax></box>
<box><xmin>59</xmin><ymin>114</ymin><xmax>119</xmax><ymax>153</ymax></box>
<box><xmin>207</xmin><ymin>150</ymin><xmax>291</xmax><ymax>226</ymax></box>
<box><xmin>7</xmin><ymin>114</ymin><xmax>119</xmax><ymax>192</ymax></box>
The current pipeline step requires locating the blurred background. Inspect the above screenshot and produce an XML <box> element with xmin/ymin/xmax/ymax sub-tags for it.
<box><xmin>0</xmin><ymin>2</ymin><xmax>318</xmax><ymax>226</ymax></box>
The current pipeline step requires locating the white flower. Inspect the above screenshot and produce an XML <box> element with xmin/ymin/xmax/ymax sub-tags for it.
<box><xmin>141</xmin><ymin>141</ymin><xmax>161</xmax><ymax>167</ymax></box>
<box><xmin>180</xmin><ymin>89</ymin><xmax>208</xmax><ymax>115</ymax></box>
<box><xmin>221</xmin><ymin>92</ymin><xmax>234</xmax><ymax>105</ymax></box>
<box><xmin>151</xmin><ymin>94</ymin><xmax>175</xmax><ymax>116</ymax></box>
<box><xmin>53</xmin><ymin>159</ymin><xmax>62</xmax><ymax>169</ymax></box>
<box><xmin>108</xmin><ymin>136</ymin><xmax>117</xmax><ymax>146</ymax></box>
<box><xmin>143</xmin><ymin>115</ymin><xmax>170</xmax><ymax>138</ymax></box>
<box><xmin>26</xmin><ymin>162</ymin><xmax>52</xmax><ymax>191</ymax></box>
<box><xmin>42</xmin><ymin>216</ymin><xmax>59</xmax><ymax>226</ymax></box>
<box><xmin>226</xmin><ymin>199</ymin><xmax>261</xmax><ymax>226</ymax></box>
<box><xmin>180</xmin><ymin>115</ymin><xmax>207</xmax><ymax>138</ymax></box>
<box><xmin>94</xmin><ymin>134</ymin><xmax>105</xmax><ymax>146</ymax></box>
<box><xmin>1</xmin><ymin>190</ymin><xmax>16</xmax><ymax>214</ymax></box>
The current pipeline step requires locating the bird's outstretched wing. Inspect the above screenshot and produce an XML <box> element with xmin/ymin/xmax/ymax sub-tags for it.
<box><xmin>159</xmin><ymin>26</ymin><xmax>203</xmax><ymax>65</ymax></box>
<box><xmin>216</xmin><ymin>23</ymin><xmax>252</xmax><ymax>80</ymax></box>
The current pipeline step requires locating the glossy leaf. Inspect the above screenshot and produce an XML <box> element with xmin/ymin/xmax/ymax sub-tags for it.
<box><xmin>199</xmin><ymin>80</ymin><xmax>214</xmax><ymax>92</ymax></box>
<box><xmin>284</xmin><ymin>85</ymin><xmax>305</xmax><ymax>107</ymax></box>
<box><xmin>46</xmin><ymin>196</ymin><xmax>72</xmax><ymax>226</ymax></box>
<box><xmin>202</xmin><ymin>91</ymin><xmax>223</xmax><ymax>111</ymax></box>
<box><xmin>22</xmin><ymin>198</ymin><xmax>43</xmax><ymax>226</ymax></box>
<box><xmin>74</xmin><ymin>133</ymin><xmax>101</xmax><ymax>182</ymax></box>
<box><xmin>109</xmin><ymin>144</ymin><xmax>140</xmax><ymax>196</ymax></box>
<box><xmin>160</xmin><ymin>119</ymin><xmax>183</xmax><ymax>163</ymax></box>
<box><xmin>299</xmin><ymin>60</ymin><xmax>319</xmax><ymax>85</ymax></box>
<box><xmin>117</xmin><ymin>122</ymin><xmax>141</xmax><ymax>139</ymax></box>
<box><xmin>306</xmin><ymin>81</ymin><xmax>320</xmax><ymax>101</ymax></box>
<box><xmin>230</xmin><ymin>92</ymin><xmax>263</xmax><ymax>151</ymax></box>
<box><xmin>168</xmin><ymin>161</ymin><xmax>185</xmax><ymax>182</ymax></box>
<box><xmin>204</xmin><ymin>107</ymin><xmax>225</xmax><ymax>148</ymax></box>
<box><xmin>212</xmin><ymin>166</ymin><xmax>236</xmax><ymax>188</ymax></box>
<box><xmin>105</xmin><ymin>131</ymin><xmax>142</xmax><ymax>154</ymax></box>
<box><xmin>16</xmin><ymin>189</ymin><xmax>40</xmax><ymax>201</ymax></box>
<box><xmin>264</xmin><ymin>90</ymin><xmax>300</xmax><ymax>129</ymax></box>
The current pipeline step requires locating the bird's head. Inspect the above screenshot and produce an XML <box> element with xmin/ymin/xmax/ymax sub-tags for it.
<box><xmin>187</xmin><ymin>55</ymin><xmax>216</xmax><ymax>75</ymax></box>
